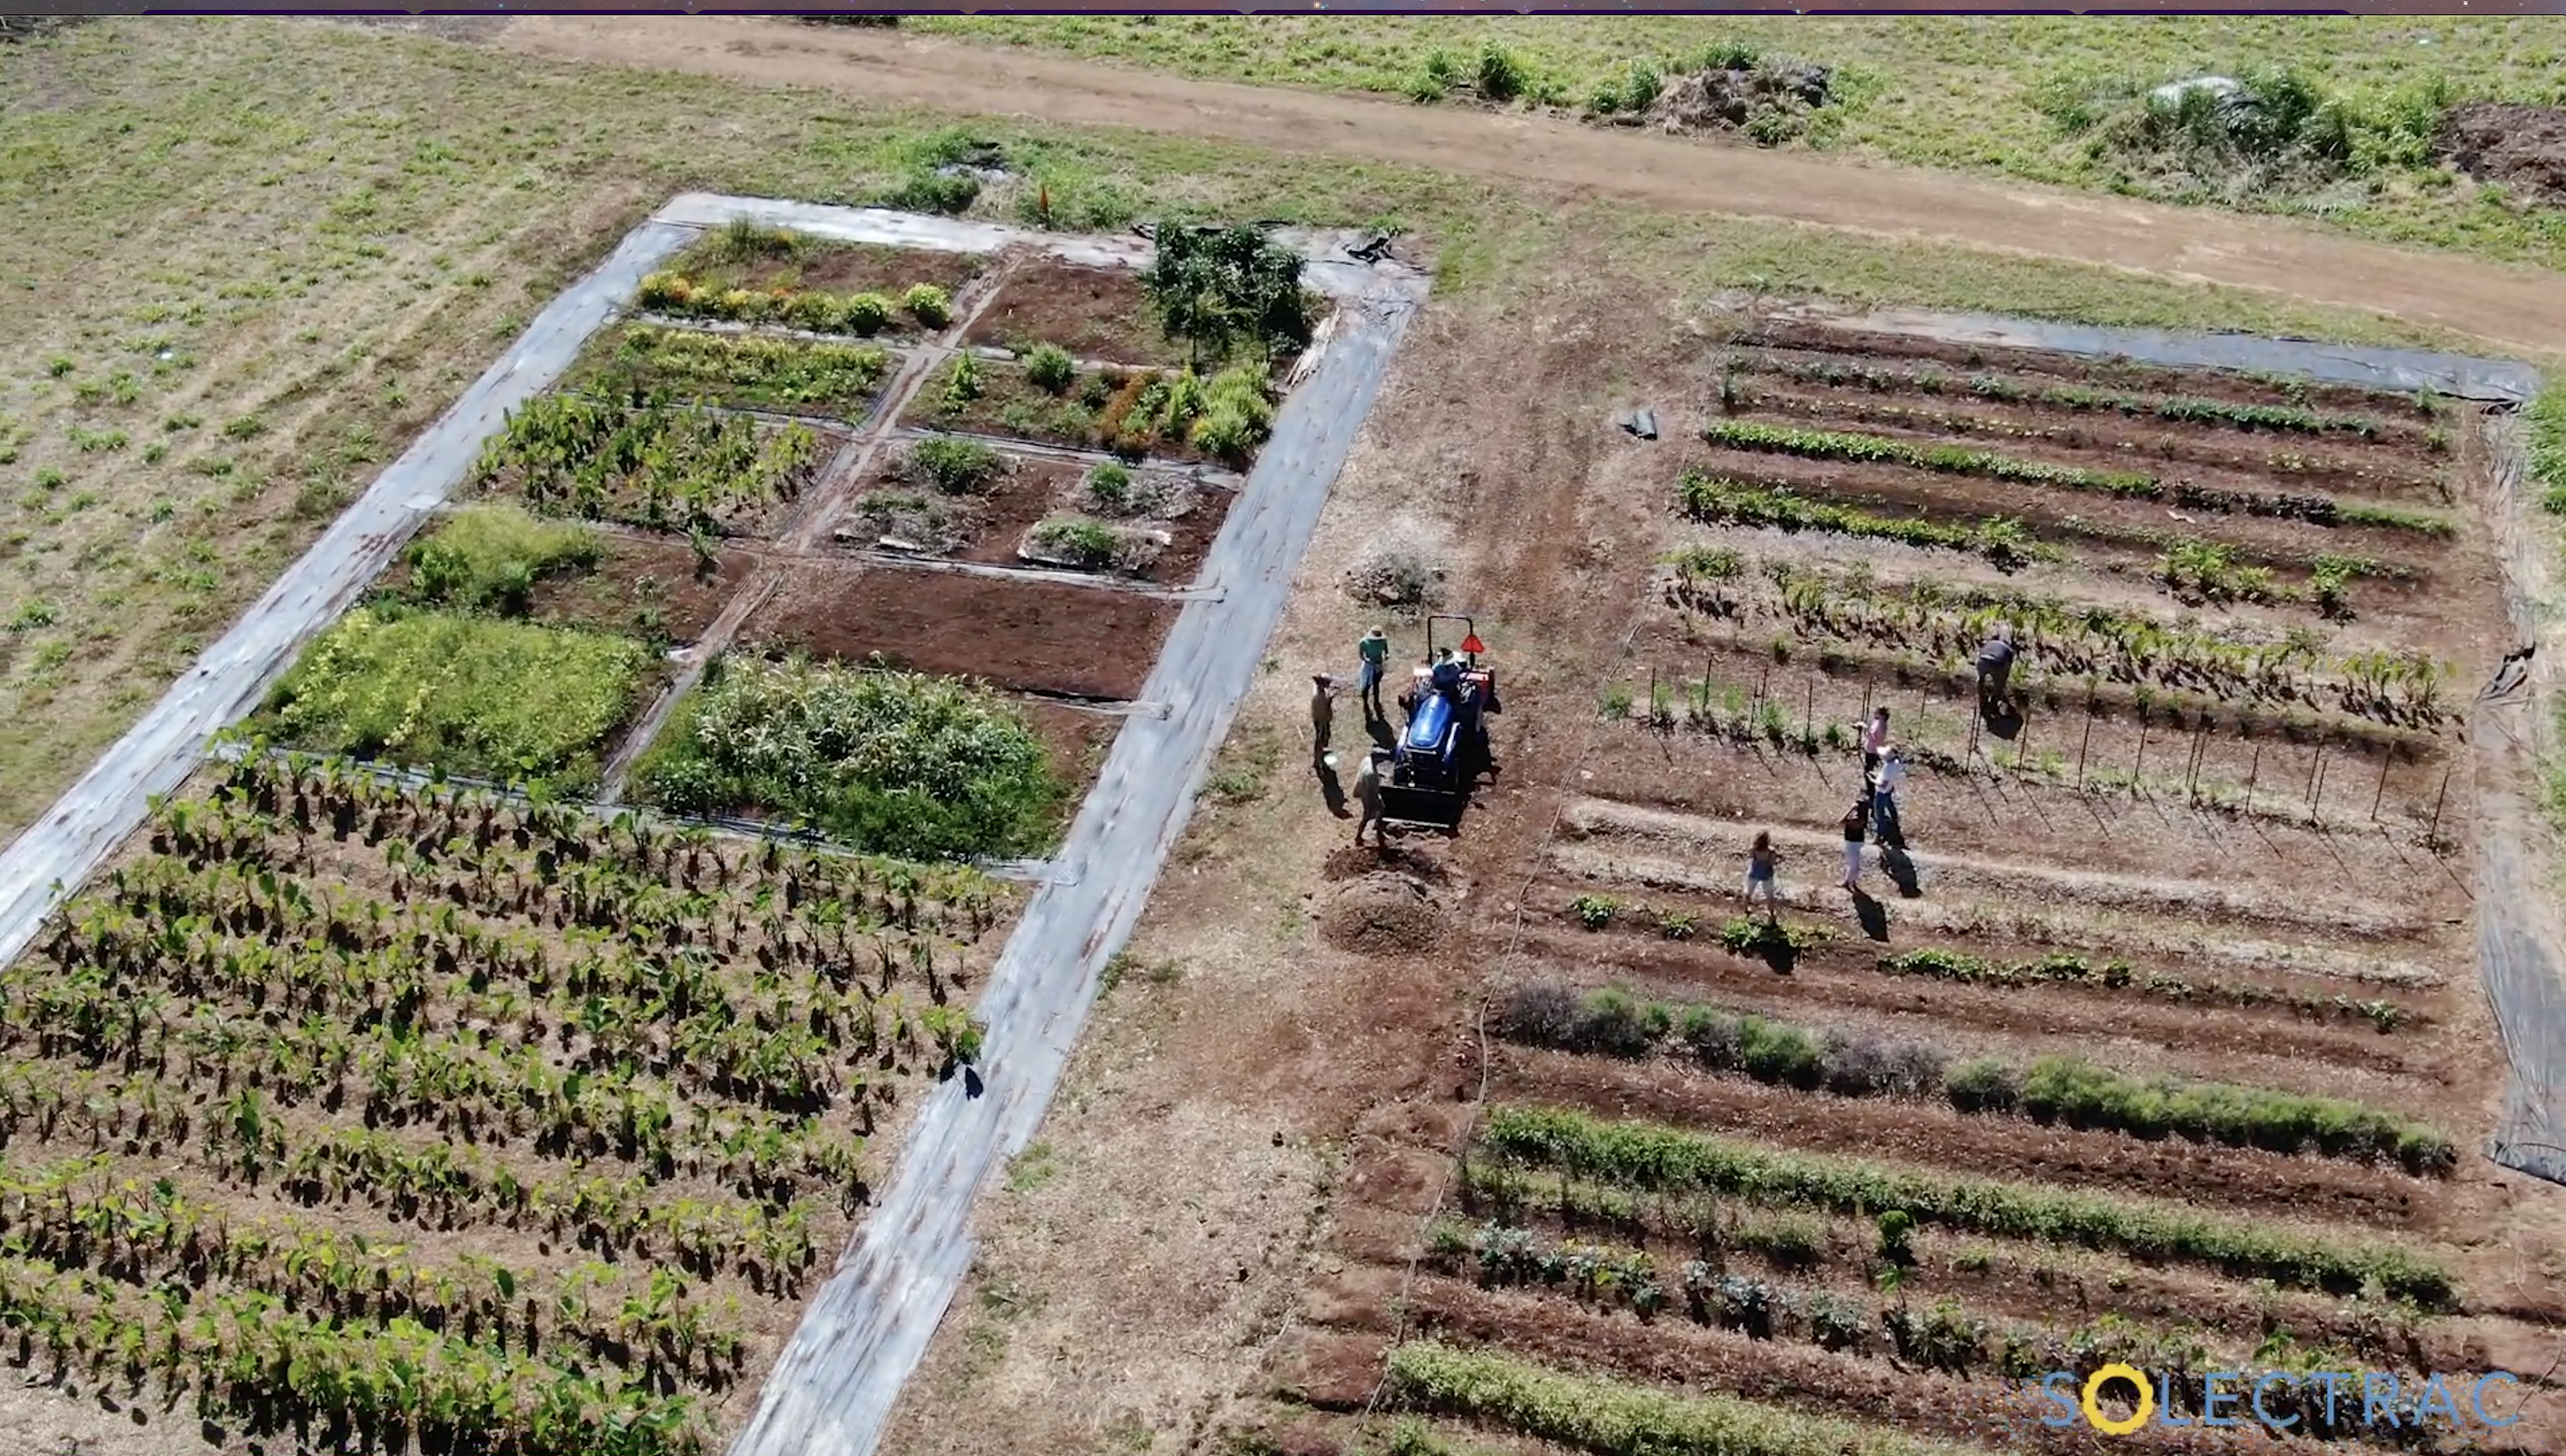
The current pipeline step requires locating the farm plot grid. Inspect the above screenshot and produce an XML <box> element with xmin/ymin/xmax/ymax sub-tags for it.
<box><xmin>0</xmin><ymin>198</ymin><xmax>1410</xmax><ymax>1456</ymax></box>
<box><xmin>1267</xmin><ymin>325</ymin><xmax>2566</xmax><ymax>1456</ymax></box>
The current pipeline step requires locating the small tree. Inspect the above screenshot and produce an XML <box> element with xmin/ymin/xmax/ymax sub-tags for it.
<box><xmin>1140</xmin><ymin>222</ymin><xmax>1313</xmax><ymax>368</ymax></box>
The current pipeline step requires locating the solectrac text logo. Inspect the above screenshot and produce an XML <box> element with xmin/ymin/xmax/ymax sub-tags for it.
<box><xmin>2018</xmin><ymin>1365</ymin><xmax>2523</xmax><ymax>1437</ymax></box>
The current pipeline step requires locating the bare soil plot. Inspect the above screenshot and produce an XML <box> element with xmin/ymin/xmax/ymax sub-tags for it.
<box><xmin>962</xmin><ymin>258</ymin><xmax>1185</xmax><ymax>368</ymax></box>
<box><xmin>737</xmin><ymin>560</ymin><xmax>1176</xmax><ymax>702</ymax></box>
<box><xmin>1021</xmin><ymin>698</ymin><xmax>1124</xmax><ymax>804</ymax></box>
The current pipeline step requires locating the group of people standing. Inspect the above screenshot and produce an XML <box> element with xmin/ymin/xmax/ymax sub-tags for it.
<box><xmin>1746</xmin><ymin>706</ymin><xmax>1908</xmax><ymax>917</ymax></box>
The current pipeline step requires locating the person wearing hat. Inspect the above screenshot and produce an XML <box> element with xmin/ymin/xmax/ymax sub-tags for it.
<box><xmin>1356</xmin><ymin>626</ymin><xmax>1392</xmax><ymax>720</ymax></box>
<box><xmin>1310</xmin><ymin>673</ymin><xmax>1338</xmax><ymax>767</ymax></box>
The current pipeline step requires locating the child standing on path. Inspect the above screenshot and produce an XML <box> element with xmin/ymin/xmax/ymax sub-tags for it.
<box><xmin>1860</xmin><ymin>707</ymin><xmax>1892</xmax><ymax>775</ymax></box>
<box><xmin>1357</xmin><ymin>627</ymin><xmax>1391</xmax><ymax>719</ymax></box>
<box><xmin>1745</xmin><ymin>831</ymin><xmax>1781</xmax><ymax>918</ymax></box>
<box><xmin>1840</xmin><ymin>798</ymin><xmax>1869</xmax><ymax>893</ymax></box>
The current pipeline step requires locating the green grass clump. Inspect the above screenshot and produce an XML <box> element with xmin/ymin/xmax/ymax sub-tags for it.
<box><xmin>401</xmin><ymin>504</ymin><xmax>600</xmax><ymax>614</ymax></box>
<box><xmin>2532</xmin><ymin>384</ymin><xmax>2566</xmax><ymax>518</ymax></box>
<box><xmin>903</xmin><ymin>436</ymin><xmax>1007</xmax><ymax>494</ymax></box>
<box><xmin>638</xmin><ymin>654</ymin><xmax>1065</xmax><ymax>861</ymax></box>
<box><xmin>1477</xmin><ymin>1103</ymin><xmax>2455</xmax><ymax>1306</ymax></box>
<box><xmin>264</xmin><ymin>606</ymin><xmax>650</xmax><ymax>787</ymax></box>
<box><xmin>1387</xmin><ymin>1340</ymin><xmax>1985</xmax><ymax>1456</ymax></box>
<box><xmin>1677</xmin><ymin>473</ymin><xmax>2047</xmax><ymax>569</ymax></box>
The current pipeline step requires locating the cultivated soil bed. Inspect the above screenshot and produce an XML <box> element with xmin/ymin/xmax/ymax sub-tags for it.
<box><xmin>903</xmin><ymin>360</ymin><xmax>1237</xmax><ymax>468</ymax></box>
<box><xmin>834</xmin><ymin>444</ymin><xmax>1231</xmax><ymax>586</ymax></box>
<box><xmin>736</xmin><ymin>559</ymin><xmax>1176</xmax><ymax>701</ymax></box>
<box><xmin>964</xmin><ymin>257</ymin><xmax>1186</xmax><ymax>368</ymax></box>
<box><xmin>667</xmin><ymin>234</ymin><xmax>985</xmax><ymax>302</ymax></box>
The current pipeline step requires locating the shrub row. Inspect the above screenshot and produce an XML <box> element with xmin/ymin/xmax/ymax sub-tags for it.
<box><xmin>1387</xmin><ymin>1339</ymin><xmax>1981</xmax><ymax>1456</ymax></box>
<box><xmin>1675</xmin><ymin>472</ymin><xmax>2047</xmax><ymax>568</ymax></box>
<box><xmin>1748</xmin><ymin>353</ymin><xmax>2395</xmax><ymax>437</ymax></box>
<box><xmin>1493</xmin><ymin>982</ymin><xmax>2451</xmax><ymax>1173</ymax></box>
<box><xmin>1476</xmin><ymin>1104</ymin><xmax>2456</xmax><ymax>1306</ymax></box>
<box><xmin>1876</xmin><ymin>947</ymin><xmax>2413</xmax><ymax>1034</ymax></box>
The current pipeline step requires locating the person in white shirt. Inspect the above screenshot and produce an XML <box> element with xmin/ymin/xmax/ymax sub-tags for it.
<box><xmin>1871</xmin><ymin>749</ymin><xmax>1906</xmax><ymax>845</ymax></box>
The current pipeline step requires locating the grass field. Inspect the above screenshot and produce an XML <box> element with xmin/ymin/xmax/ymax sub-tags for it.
<box><xmin>906</xmin><ymin>16</ymin><xmax>2566</xmax><ymax>271</ymax></box>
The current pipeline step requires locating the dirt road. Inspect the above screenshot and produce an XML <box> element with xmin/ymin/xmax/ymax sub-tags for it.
<box><xmin>498</xmin><ymin>16</ymin><xmax>2566</xmax><ymax>357</ymax></box>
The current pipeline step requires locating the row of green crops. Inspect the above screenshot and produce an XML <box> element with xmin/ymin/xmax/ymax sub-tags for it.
<box><xmin>1476</xmin><ymin>1104</ymin><xmax>2454</xmax><ymax>1306</ymax></box>
<box><xmin>589</xmin><ymin>325</ymin><xmax>892</xmax><ymax>418</ymax></box>
<box><xmin>638</xmin><ymin>655</ymin><xmax>1067</xmax><ymax>862</ymax></box>
<box><xmin>1495</xmin><ymin>982</ymin><xmax>2453</xmax><ymax>1173</ymax></box>
<box><xmin>1703</xmin><ymin>419</ymin><xmax>2451</xmax><ymax>536</ymax></box>
<box><xmin>1676</xmin><ymin>472</ymin><xmax>2049</xmax><ymax>568</ymax></box>
<box><xmin>637</xmin><ymin>270</ymin><xmax>953</xmax><ymax>336</ymax></box>
<box><xmin>1387</xmin><ymin>1340</ymin><xmax>1985</xmax><ymax>1456</ymax></box>
<box><xmin>399</xmin><ymin>504</ymin><xmax>602</xmax><ymax>615</ymax></box>
<box><xmin>263</xmin><ymin>606</ymin><xmax>653</xmax><ymax>790</ymax></box>
<box><xmin>1732</xmin><ymin>351</ymin><xmax>2413</xmax><ymax>438</ymax></box>
<box><xmin>473</xmin><ymin>394</ymin><xmax>823</xmax><ymax>536</ymax></box>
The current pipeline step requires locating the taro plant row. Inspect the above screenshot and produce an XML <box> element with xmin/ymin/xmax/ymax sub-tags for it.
<box><xmin>474</xmin><ymin>393</ymin><xmax>823</xmax><ymax>535</ymax></box>
<box><xmin>1476</xmin><ymin>1104</ymin><xmax>2455</xmax><ymax>1306</ymax></box>
<box><xmin>589</xmin><ymin>324</ymin><xmax>891</xmax><ymax>417</ymax></box>
<box><xmin>1701</xmin><ymin>419</ymin><xmax>2451</xmax><ymax>536</ymax></box>
<box><xmin>1494</xmin><ymin>982</ymin><xmax>2454</xmax><ymax>1173</ymax></box>
<box><xmin>1676</xmin><ymin>472</ymin><xmax>2048</xmax><ymax>569</ymax></box>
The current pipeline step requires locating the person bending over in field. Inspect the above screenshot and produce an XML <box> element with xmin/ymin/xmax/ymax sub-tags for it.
<box><xmin>1977</xmin><ymin>622</ymin><xmax>2018</xmax><ymax>716</ymax></box>
<box><xmin>1745</xmin><ymin>831</ymin><xmax>1781</xmax><ymax>918</ymax></box>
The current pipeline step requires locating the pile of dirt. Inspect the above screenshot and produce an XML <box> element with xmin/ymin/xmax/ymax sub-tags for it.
<box><xmin>1321</xmin><ymin>871</ymin><xmax>1444</xmax><ymax>953</ymax></box>
<box><xmin>0</xmin><ymin>18</ymin><xmax>90</xmax><ymax>42</ymax></box>
<box><xmin>2436</xmin><ymin>102</ymin><xmax>2566</xmax><ymax>207</ymax></box>
<box><xmin>1342</xmin><ymin>546</ymin><xmax>1447</xmax><ymax>611</ymax></box>
<box><xmin>1647</xmin><ymin>59</ymin><xmax>1833</xmax><ymax>145</ymax></box>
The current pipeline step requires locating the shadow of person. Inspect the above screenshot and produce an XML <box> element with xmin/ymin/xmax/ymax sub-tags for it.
<box><xmin>1851</xmin><ymin>888</ymin><xmax>1890</xmax><ymax>942</ymax></box>
<box><xmin>1367</xmin><ymin>716</ymin><xmax>1398</xmax><ymax>750</ymax></box>
<box><xmin>1980</xmin><ymin>701</ymin><xmax>2025</xmax><ymax>742</ymax></box>
<box><xmin>1317</xmin><ymin>760</ymin><xmax>1350</xmax><ymax>817</ymax></box>
<box><xmin>1879</xmin><ymin>844</ymin><xmax>1922</xmax><ymax>899</ymax></box>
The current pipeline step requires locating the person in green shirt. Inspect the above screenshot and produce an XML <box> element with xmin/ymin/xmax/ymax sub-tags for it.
<box><xmin>1356</xmin><ymin>625</ymin><xmax>1391</xmax><ymax>720</ymax></box>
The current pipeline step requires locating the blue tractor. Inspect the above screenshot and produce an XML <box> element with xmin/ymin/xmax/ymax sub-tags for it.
<box><xmin>1376</xmin><ymin>614</ymin><xmax>1500</xmax><ymax>831</ymax></box>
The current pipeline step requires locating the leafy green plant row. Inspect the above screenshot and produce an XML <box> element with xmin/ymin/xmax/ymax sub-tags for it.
<box><xmin>943</xmin><ymin>353</ymin><xmax>1279</xmax><ymax>464</ymax></box>
<box><xmin>1703</xmin><ymin>419</ymin><xmax>2452</xmax><ymax>537</ymax></box>
<box><xmin>1676</xmin><ymin>472</ymin><xmax>2049</xmax><ymax>568</ymax></box>
<box><xmin>1477</xmin><ymin>1104</ymin><xmax>2455</xmax><ymax>1306</ymax></box>
<box><xmin>474</xmin><ymin>393</ymin><xmax>822</xmax><ymax>536</ymax></box>
<box><xmin>1387</xmin><ymin>1339</ymin><xmax>1981</xmax><ymax>1456</ymax></box>
<box><xmin>639</xmin><ymin>268</ymin><xmax>951</xmax><ymax>336</ymax></box>
<box><xmin>590</xmin><ymin>324</ymin><xmax>891</xmax><ymax>417</ymax></box>
<box><xmin>1423</xmin><ymin>1217</ymin><xmax>2422</xmax><ymax>1434</ymax></box>
<box><xmin>1734</xmin><ymin>351</ymin><xmax>2401</xmax><ymax>439</ymax></box>
<box><xmin>1876</xmin><ymin>947</ymin><xmax>2415</xmax><ymax>1033</ymax></box>
<box><xmin>1494</xmin><ymin>982</ymin><xmax>2452</xmax><ymax>1173</ymax></box>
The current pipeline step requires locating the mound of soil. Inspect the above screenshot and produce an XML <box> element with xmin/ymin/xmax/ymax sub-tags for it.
<box><xmin>1321</xmin><ymin>871</ymin><xmax>1444</xmax><ymax>953</ymax></box>
<box><xmin>2436</xmin><ymin>101</ymin><xmax>2566</xmax><ymax>207</ymax></box>
<box><xmin>1647</xmin><ymin>60</ymin><xmax>1833</xmax><ymax>142</ymax></box>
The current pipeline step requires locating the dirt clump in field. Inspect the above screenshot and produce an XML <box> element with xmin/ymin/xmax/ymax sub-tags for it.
<box><xmin>2435</xmin><ymin>102</ymin><xmax>2566</xmax><ymax>208</ymax></box>
<box><xmin>1647</xmin><ymin>57</ymin><xmax>1833</xmax><ymax>142</ymax></box>
<box><xmin>1321</xmin><ymin>870</ymin><xmax>1444</xmax><ymax>953</ymax></box>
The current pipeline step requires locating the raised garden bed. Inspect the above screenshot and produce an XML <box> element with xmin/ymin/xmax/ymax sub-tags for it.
<box><xmin>962</xmin><ymin>258</ymin><xmax>1186</xmax><ymax>368</ymax></box>
<box><xmin>379</xmin><ymin>510</ymin><xmax>756</xmax><ymax>648</ymax></box>
<box><xmin>636</xmin><ymin>224</ymin><xmax>983</xmax><ymax>342</ymax></box>
<box><xmin>900</xmin><ymin>355</ymin><xmax>1275</xmax><ymax>468</ymax></box>
<box><xmin>738</xmin><ymin>560</ymin><xmax>1175</xmax><ymax>702</ymax></box>
<box><xmin>563</xmin><ymin>321</ymin><xmax>896</xmax><ymax>425</ymax></box>
<box><xmin>834</xmin><ymin>438</ymin><xmax>1229</xmax><ymax>585</ymax></box>
<box><xmin>471</xmin><ymin>393</ymin><xmax>843</xmax><ymax>538</ymax></box>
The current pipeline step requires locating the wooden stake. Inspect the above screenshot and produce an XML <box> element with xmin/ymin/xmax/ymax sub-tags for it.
<box><xmin>1648</xmin><ymin>666</ymin><xmax>1659</xmax><ymax>727</ymax></box>
<box><xmin>2307</xmin><ymin>741</ymin><xmax>2326</xmax><ymax>817</ymax></box>
<box><xmin>2016</xmin><ymin>711</ymin><xmax>2031</xmax><ymax>772</ymax></box>
<box><xmin>2429</xmin><ymin>764</ymin><xmax>2452</xmax><ymax>845</ymax></box>
<box><xmin>2131</xmin><ymin>717</ymin><xmax>2147</xmax><ymax>785</ymax></box>
<box><xmin>2245</xmin><ymin>739</ymin><xmax>2262</xmax><ymax>802</ymax></box>
<box><xmin>1804</xmin><ymin>676</ymin><xmax>1816</xmax><ymax>742</ymax></box>
<box><xmin>1862</xmin><ymin>680</ymin><xmax>1874</xmax><ymax>725</ymax></box>
<box><xmin>2076</xmin><ymin>712</ymin><xmax>2094</xmax><ymax>789</ymax></box>
<box><xmin>1755</xmin><ymin>664</ymin><xmax>1770</xmax><ymax>719</ymax></box>
<box><xmin>2371</xmin><ymin>745</ymin><xmax>2392</xmax><ymax>821</ymax></box>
